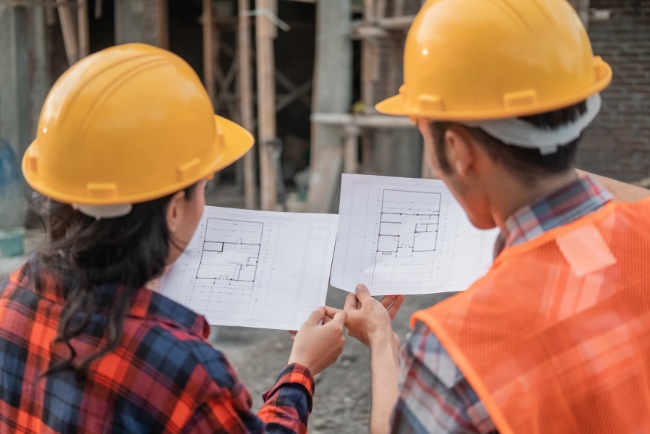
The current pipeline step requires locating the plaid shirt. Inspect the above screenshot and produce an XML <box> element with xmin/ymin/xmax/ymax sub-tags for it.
<box><xmin>0</xmin><ymin>263</ymin><xmax>314</xmax><ymax>433</ymax></box>
<box><xmin>391</xmin><ymin>175</ymin><xmax>613</xmax><ymax>433</ymax></box>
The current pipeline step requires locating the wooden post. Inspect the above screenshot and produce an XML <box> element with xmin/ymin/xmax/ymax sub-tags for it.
<box><xmin>57</xmin><ymin>3</ymin><xmax>79</xmax><ymax>65</ymax></box>
<box><xmin>344</xmin><ymin>125</ymin><xmax>360</xmax><ymax>174</ymax></box>
<box><xmin>203</xmin><ymin>0</ymin><xmax>215</xmax><ymax>101</ymax></box>
<box><xmin>307</xmin><ymin>0</ymin><xmax>351</xmax><ymax>213</ymax></box>
<box><xmin>77</xmin><ymin>0</ymin><xmax>90</xmax><ymax>58</ymax></box>
<box><xmin>256</xmin><ymin>0</ymin><xmax>278</xmax><ymax>210</ymax></box>
<box><xmin>238</xmin><ymin>0</ymin><xmax>258</xmax><ymax>209</ymax></box>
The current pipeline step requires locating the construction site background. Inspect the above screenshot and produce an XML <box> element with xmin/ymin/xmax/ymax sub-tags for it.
<box><xmin>0</xmin><ymin>1</ymin><xmax>649</xmax><ymax>432</ymax></box>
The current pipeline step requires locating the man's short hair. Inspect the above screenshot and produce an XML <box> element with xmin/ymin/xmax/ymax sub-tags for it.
<box><xmin>431</xmin><ymin>101</ymin><xmax>588</xmax><ymax>185</ymax></box>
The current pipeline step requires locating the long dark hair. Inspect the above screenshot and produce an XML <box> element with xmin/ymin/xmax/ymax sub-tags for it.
<box><xmin>29</xmin><ymin>184</ymin><xmax>198</xmax><ymax>379</ymax></box>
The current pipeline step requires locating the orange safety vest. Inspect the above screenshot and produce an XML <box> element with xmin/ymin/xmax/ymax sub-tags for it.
<box><xmin>412</xmin><ymin>198</ymin><xmax>650</xmax><ymax>434</ymax></box>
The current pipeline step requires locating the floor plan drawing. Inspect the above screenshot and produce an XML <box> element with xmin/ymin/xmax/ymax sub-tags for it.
<box><xmin>159</xmin><ymin>206</ymin><xmax>339</xmax><ymax>330</ymax></box>
<box><xmin>196</xmin><ymin>219</ymin><xmax>263</xmax><ymax>289</ymax></box>
<box><xmin>373</xmin><ymin>190</ymin><xmax>441</xmax><ymax>284</ymax></box>
<box><xmin>331</xmin><ymin>174</ymin><xmax>499</xmax><ymax>295</ymax></box>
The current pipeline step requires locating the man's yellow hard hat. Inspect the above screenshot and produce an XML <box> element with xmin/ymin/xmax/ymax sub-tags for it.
<box><xmin>376</xmin><ymin>0</ymin><xmax>612</xmax><ymax>121</ymax></box>
<box><xmin>23</xmin><ymin>43</ymin><xmax>253</xmax><ymax>207</ymax></box>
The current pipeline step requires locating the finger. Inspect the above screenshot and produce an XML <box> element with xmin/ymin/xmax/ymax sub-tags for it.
<box><xmin>355</xmin><ymin>284</ymin><xmax>373</xmax><ymax>303</ymax></box>
<box><xmin>304</xmin><ymin>307</ymin><xmax>326</xmax><ymax>326</ymax></box>
<box><xmin>288</xmin><ymin>330</ymin><xmax>298</xmax><ymax>335</ymax></box>
<box><xmin>323</xmin><ymin>305</ymin><xmax>342</xmax><ymax>318</ymax></box>
<box><xmin>387</xmin><ymin>295</ymin><xmax>404</xmax><ymax>320</ymax></box>
<box><xmin>322</xmin><ymin>316</ymin><xmax>332</xmax><ymax>325</ymax></box>
<box><xmin>328</xmin><ymin>310</ymin><xmax>347</xmax><ymax>328</ymax></box>
<box><xmin>379</xmin><ymin>294</ymin><xmax>398</xmax><ymax>309</ymax></box>
<box><xmin>344</xmin><ymin>292</ymin><xmax>359</xmax><ymax>311</ymax></box>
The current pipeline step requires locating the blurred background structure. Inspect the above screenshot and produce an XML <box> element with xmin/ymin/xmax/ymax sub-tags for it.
<box><xmin>0</xmin><ymin>2</ymin><xmax>649</xmax><ymax>431</ymax></box>
<box><xmin>0</xmin><ymin>0</ymin><xmax>649</xmax><ymax>220</ymax></box>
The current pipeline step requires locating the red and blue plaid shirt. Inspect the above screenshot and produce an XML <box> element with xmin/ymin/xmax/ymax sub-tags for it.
<box><xmin>0</xmin><ymin>262</ymin><xmax>314</xmax><ymax>433</ymax></box>
<box><xmin>391</xmin><ymin>175</ymin><xmax>613</xmax><ymax>433</ymax></box>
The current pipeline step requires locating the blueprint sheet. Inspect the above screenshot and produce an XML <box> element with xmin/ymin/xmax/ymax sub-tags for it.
<box><xmin>330</xmin><ymin>174</ymin><xmax>499</xmax><ymax>295</ymax></box>
<box><xmin>160</xmin><ymin>206</ymin><xmax>338</xmax><ymax>330</ymax></box>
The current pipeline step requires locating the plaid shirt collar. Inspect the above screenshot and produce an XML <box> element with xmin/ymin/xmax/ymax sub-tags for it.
<box><xmin>494</xmin><ymin>175</ymin><xmax>613</xmax><ymax>257</ymax></box>
<box><xmin>11</xmin><ymin>262</ymin><xmax>211</xmax><ymax>338</ymax></box>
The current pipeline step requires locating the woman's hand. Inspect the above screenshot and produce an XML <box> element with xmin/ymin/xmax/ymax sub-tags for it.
<box><xmin>344</xmin><ymin>284</ymin><xmax>404</xmax><ymax>348</ymax></box>
<box><xmin>288</xmin><ymin>307</ymin><xmax>347</xmax><ymax>376</ymax></box>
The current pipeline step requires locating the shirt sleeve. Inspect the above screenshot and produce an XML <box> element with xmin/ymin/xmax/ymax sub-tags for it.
<box><xmin>390</xmin><ymin>321</ymin><xmax>497</xmax><ymax>434</ymax></box>
<box><xmin>179</xmin><ymin>342</ymin><xmax>314</xmax><ymax>434</ymax></box>
<box><xmin>258</xmin><ymin>363</ymin><xmax>315</xmax><ymax>433</ymax></box>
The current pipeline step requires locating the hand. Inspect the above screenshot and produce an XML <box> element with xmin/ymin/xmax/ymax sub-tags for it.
<box><xmin>288</xmin><ymin>307</ymin><xmax>346</xmax><ymax>376</ymax></box>
<box><xmin>344</xmin><ymin>284</ymin><xmax>404</xmax><ymax>348</ymax></box>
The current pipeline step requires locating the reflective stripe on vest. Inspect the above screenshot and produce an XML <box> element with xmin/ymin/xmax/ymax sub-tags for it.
<box><xmin>412</xmin><ymin>198</ymin><xmax>650</xmax><ymax>434</ymax></box>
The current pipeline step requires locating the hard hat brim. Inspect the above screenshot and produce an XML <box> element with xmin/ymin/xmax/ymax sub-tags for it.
<box><xmin>375</xmin><ymin>94</ymin><xmax>409</xmax><ymax>117</ymax></box>
<box><xmin>22</xmin><ymin>115</ymin><xmax>254</xmax><ymax>206</ymax></box>
<box><xmin>214</xmin><ymin>115</ymin><xmax>255</xmax><ymax>174</ymax></box>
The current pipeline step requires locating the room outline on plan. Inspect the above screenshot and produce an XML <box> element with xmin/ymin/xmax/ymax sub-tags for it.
<box><xmin>195</xmin><ymin>218</ymin><xmax>263</xmax><ymax>291</ymax></box>
<box><xmin>372</xmin><ymin>189</ymin><xmax>442</xmax><ymax>284</ymax></box>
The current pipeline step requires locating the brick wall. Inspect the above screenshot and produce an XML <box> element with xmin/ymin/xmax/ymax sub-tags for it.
<box><xmin>578</xmin><ymin>0</ymin><xmax>650</xmax><ymax>183</ymax></box>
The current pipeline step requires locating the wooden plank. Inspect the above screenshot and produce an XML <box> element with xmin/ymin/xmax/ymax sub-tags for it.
<box><xmin>238</xmin><ymin>0</ymin><xmax>258</xmax><ymax>210</ymax></box>
<box><xmin>256</xmin><ymin>0</ymin><xmax>279</xmax><ymax>210</ymax></box>
<box><xmin>311</xmin><ymin>112</ymin><xmax>412</xmax><ymax>128</ymax></box>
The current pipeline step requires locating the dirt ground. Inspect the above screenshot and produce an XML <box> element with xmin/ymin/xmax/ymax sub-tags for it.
<box><xmin>215</xmin><ymin>286</ymin><xmax>456</xmax><ymax>434</ymax></box>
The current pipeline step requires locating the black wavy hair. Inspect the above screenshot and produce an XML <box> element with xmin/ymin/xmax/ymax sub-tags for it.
<box><xmin>29</xmin><ymin>183</ymin><xmax>197</xmax><ymax>380</ymax></box>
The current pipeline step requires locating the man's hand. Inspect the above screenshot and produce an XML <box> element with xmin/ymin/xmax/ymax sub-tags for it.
<box><xmin>288</xmin><ymin>307</ymin><xmax>346</xmax><ymax>376</ymax></box>
<box><xmin>343</xmin><ymin>284</ymin><xmax>404</xmax><ymax>348</ymax></box>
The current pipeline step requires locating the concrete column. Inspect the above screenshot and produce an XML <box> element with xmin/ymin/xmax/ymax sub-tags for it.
<box><xmin>0</xmin><ymin>5</ymin><xmax>49</xmax><ymax>160</ymax></box>
<box><xmin>114</xmin><ymin>0</ymin><xmax>168</xmax><ymax>47</ymax></box>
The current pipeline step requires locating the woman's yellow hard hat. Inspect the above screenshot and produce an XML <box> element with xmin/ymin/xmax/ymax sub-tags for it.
<box><xmin>376</xmin><ymin>0</ymin><xmax>612</xmax><ymax>121</ymax></box>
<box><xmin>23</xmin><ymin>43</ymin><xmax>253</xmax><ymax>210</ymax></box>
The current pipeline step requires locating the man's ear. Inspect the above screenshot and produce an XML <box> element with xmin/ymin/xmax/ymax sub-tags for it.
<box><xmin>444</xmin><ymin>126</ymin><xmax>475</xmax><ymax>177</ymax></box>
<box><xmin>166</xmin><ymin>190</ymin><xmax>187</xmax><ymax>235</ymax></box>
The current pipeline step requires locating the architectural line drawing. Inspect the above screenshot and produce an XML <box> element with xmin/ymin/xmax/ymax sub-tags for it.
<box><xmin>195</xmin><ymin>218</ymin><xmax>263</xmax><ymax>292</ymax></box>
<box><xmin>372</xmin><ymin>189</ymin><xmax>441</xmax><ymax>284</ymax></box>
<box><xmin>159</xmin><ymin>206</ymin><xmax>339</xmax><ymax>330</ymax></box>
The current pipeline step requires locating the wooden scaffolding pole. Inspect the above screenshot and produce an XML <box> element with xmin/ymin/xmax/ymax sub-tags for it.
<box><xmin>77</xmin><ymin>0</ymin><xmax>89</xmax><ymax>58</ymax></box>
<box><xmin>238</xmin><ymin>0</ymin><xmax>258</xmax><ymax>209</ymax></box>
<box><xmin>255</xmin><ymin>0</ymin><xmax>278</xmax><ymax>210</ymax></box>
<box><xmin>202</xmin><ymin>0</ymin><xmax>215</xmax><ymax>101</ymax></box>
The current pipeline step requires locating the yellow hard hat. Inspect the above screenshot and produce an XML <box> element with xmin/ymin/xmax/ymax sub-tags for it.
<box><xmin>376</xmin><ymin>0</ymin><xmax>612</xmax><ymax>121</ymax></box>
<box><xmin>23</xmin><ymin>43</ymin><xmax>253</xmax><ymax>211</ymax></box>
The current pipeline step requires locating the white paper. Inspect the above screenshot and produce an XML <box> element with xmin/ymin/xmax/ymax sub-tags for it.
<box><xmin>330</xmin><ymin>174</ymin><xmax>499</xmax><ymax>295</ymax></box>
<box><xmin>160</xmin><ymin>206</ymin><xmax>338</xmax><ymax>330</ymax></box>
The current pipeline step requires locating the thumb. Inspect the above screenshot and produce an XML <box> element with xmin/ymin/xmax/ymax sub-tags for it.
<box><xmin>355</xmin><ymin>284</ymin><xmax>373</xmax><ymax>303</ymax></box>
<box><xmin>305</xmin><ymin>306</ymin><xmax>326</xmax><ymax>326</ymax></box>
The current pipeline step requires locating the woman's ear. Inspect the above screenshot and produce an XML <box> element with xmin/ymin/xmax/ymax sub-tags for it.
<box><xmin>444</xmin><ymin>127</ymin><xmax>475</xmax><ymax>178</ymax></box>
<box><xmin>166</xmin><ymin>190</ymin><xmax>187</xmax><ymax>235</ymax></box>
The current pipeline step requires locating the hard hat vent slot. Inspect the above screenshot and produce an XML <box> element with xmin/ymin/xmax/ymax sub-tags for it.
<box><xmin>87</xmin><ymin>183</ymin><xmax>118</xmax><ymax>198</ymax></box>
<box><xmin>504</xmin><ymin>90</ymin><xmax>538</xmax><ymax>108</ymax></box>
<box><xmin>418</xmin><ymin>94</ymin><xmax>444</xmax><ymax>111</ymax></box>
<box><xmin>28</xmin><ymin>154</ymin><xmax>38</xmax><ymax>174</ymax></box>
<box><xmin>178</xmin><ymin>158</ymin><xmax>201</xmax><ymax>182</ymax></box>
